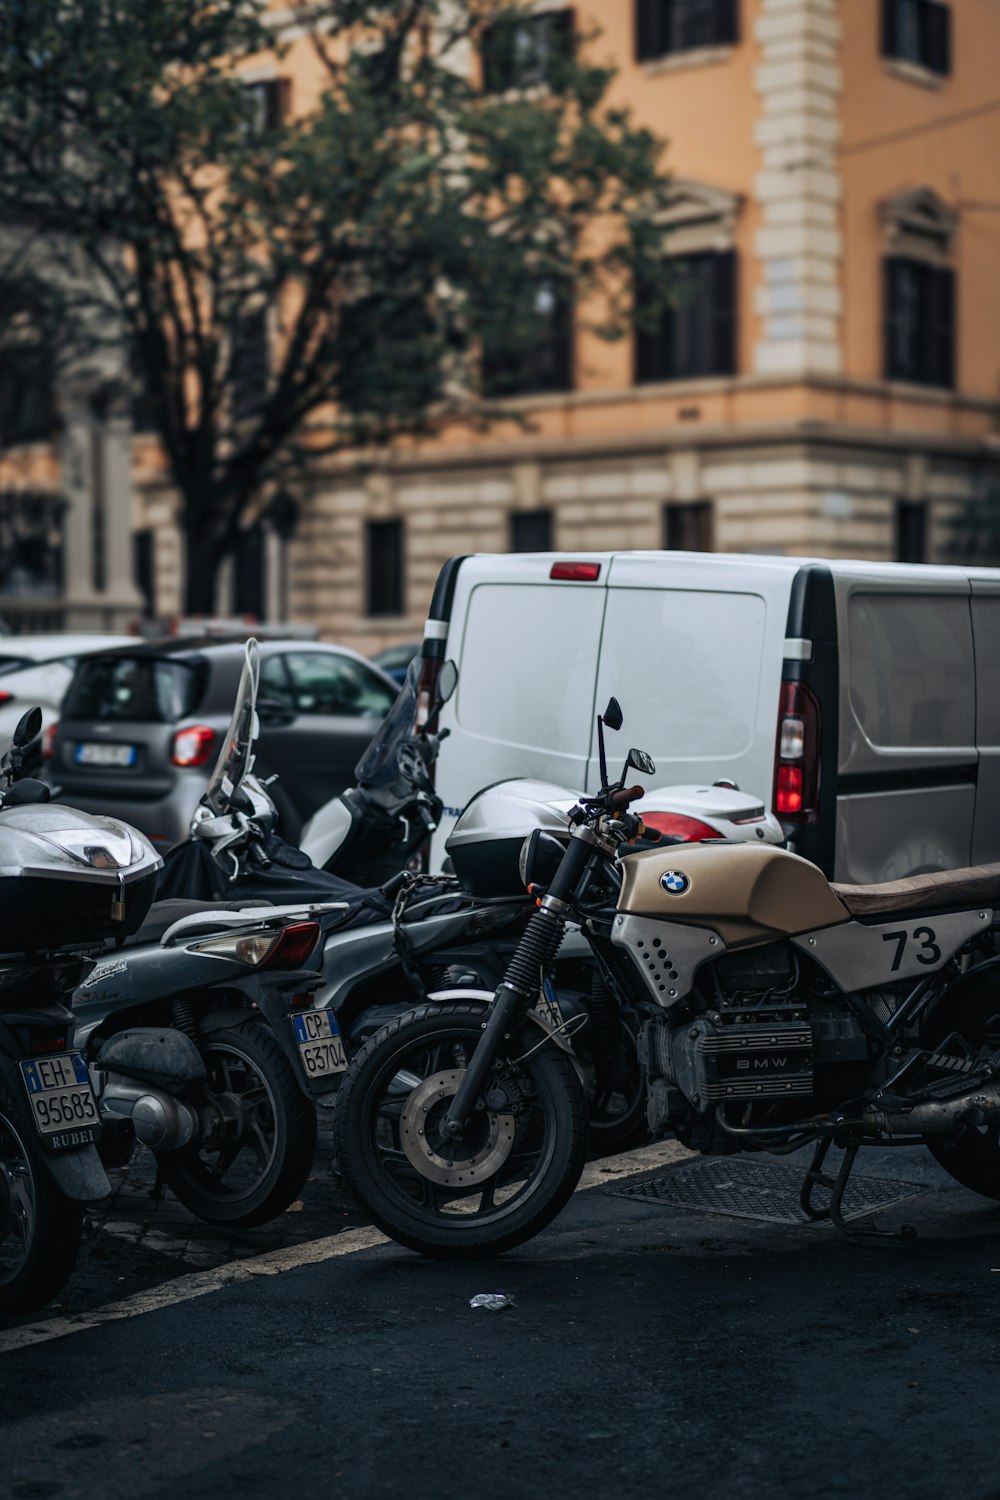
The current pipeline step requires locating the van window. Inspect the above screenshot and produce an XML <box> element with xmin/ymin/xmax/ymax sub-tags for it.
<box><xmin>847</xmin><ymin>593</ymin><xmax>974</xmax><ymax>748</ymax></box>
<box><xmin>972</xmin><ymin>596</ymin><xmax>1000</xmax><ymax>746</ymax></box>
<box><xmin>455</xmin><ymin>583</ymin><xmax>605</xmax><ymax>754</ymax></box>
<box><xmin>596</xmin><ymin>589</ymin><xmax>767</xmax><ymax>760</ymax></box>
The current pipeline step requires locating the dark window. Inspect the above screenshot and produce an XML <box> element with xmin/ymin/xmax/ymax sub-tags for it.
<box><xmin>229</xmin><ymin>310</ymin><xmax>269</xmax><ymax>420</ymax></box>
<box><xmin>885</xmin><ymin>257</ymin><xmax>954</xmax><ymax>387</ymax></box>
<box><xmin>636</xmin><ymin>250</ymin><xmax>736</xmax><ymax>383</ymax></box>
<box><xmin>134</xmin><ymin>529</ymin><xmax>155</xmax><ymax>618</ymax></box>
<box><xmin>636</xmin><ymin>0</ymin><xmax>738</xmax><ymax>62</ymax></box>
<box><xmin>366</xmin><ymin>518</ymin><xmax>404</xmax><ymax>618</ymax></box>
<box><xmin>896</xmin><ymin>500</ymin><xmax>928</xmax><ymax>562</ymax></box>
<box><xmin>482</xmin><ymin>9</ymin><xmax>574</xmax><ymax>92</ymax></box>
<box><xmin>510</xmin><ymin>509</ymin><xmax>554</xmax><ymax>553</ymax></box>
<box><xmin>483</xmin><ymin>280</ymin><xmax>573</xmax><ymax>397</ymax></box>
<box><xmin>0</xmin><ymin>367</ymin><xmax>53</xmax><ymax>445</ymax></box>
<box><xmin>234</xmin><ymin>525</ymin><xmax>267</xmax><ymax>619</ymax></box>
<box><xmin>62</xmin><ymin>656</ymin><xmax>203</xmax><ymax>723</ymax></box>
<box><xmin>881</xmin><ymin>0</ymin><xmax>951</xmax><ymax>75</ymax></box>
<box><xmin>664</xmin><ymin>501</ymin><xmax>713</xmax><ymax>552</ymax></box>
<box><xmin>278</xmin><ymin>651</ymin><xmax>397</xmax><ymax>719</ymax></box>
<box><xmin>242</xmin><ymin>78</ymin><xmax>290</xmax><ymax>133</ymax></box>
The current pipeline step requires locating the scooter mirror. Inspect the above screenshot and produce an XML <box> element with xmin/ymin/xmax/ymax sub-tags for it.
<box><xmin>603</xmin><ymin>698</ymin><xmax>623</xmax><ymax>732</ymax></box>
<box><xmin>437</xmin><ymin>661</ymin><xmax>458</xmax><ymax>707</ymax></box>
<box><xmin>12</xmin><ymin>707</ymin><xmax>42</xmax><ymax>748</ymax></box>
<box><xmin>626</xmin><ymin>748</ymin><xmax>656</xmax><ymax>776</ymax></box>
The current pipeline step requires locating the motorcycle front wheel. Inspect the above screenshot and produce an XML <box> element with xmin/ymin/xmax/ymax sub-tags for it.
<box><xmin>156</xmin><ymin>1020</ymin><xmax>317</xmax><ymax>1230</ymax></box>
<box><xmin>333</xmin><ymin>1003</ymin><xmax>589</xmax><ymax>1259</ymax></box>
<box><xmin>0</xmin><ymin>1093</ymin><xmax>83</xmax><ymax>1318</ymax></box>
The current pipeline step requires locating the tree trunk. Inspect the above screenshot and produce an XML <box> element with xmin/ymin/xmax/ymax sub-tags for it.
<box><xmin>183</xmin><ymin>523</ymin><xmax>227</xmax><ymax>616</ymax></box>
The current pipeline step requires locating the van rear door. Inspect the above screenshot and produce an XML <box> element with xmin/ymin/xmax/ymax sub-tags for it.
<box><xmin>968</xmin><ymin>573</ymin><xmax>1000</xmax><ymax>866</ymax></box>
<box><xmin>589</xmin><ymin>553</ymin><xmax>797</xmax><ymax>802</ymax></box>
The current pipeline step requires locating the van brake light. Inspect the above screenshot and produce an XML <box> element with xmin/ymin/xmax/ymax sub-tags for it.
<box><xmin>550</xmin><ymin>562</ymin><xmax>601</xmax><ymax>582</ymax></box>
<box><xmin>773</xmin><ymin>681</ymin><xmax>820</xmax><ymax>822</ymax></box>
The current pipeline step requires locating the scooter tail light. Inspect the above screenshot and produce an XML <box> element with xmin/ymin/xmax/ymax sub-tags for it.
<box><xmin>171</xmin><ymin>724</ymin><xmax>216</xmax><ymax>768</ymax></box>
<box><xmin>640</xmin><ymin>812</ymin><xmax>725</xmax><ymax>841</ymax></box>
<box><xmin>42</xmin><ymin>722</ymin><xmax>58</xmax><ymax>760</ymax></box>
<box><xmin>191</xmin><ymin>920</ymin><xmax>320</xmax><ymax>968</ymax></box>
<box><xmin>260</xmin><ymin>922</ymin><xmax>322</xmax><ymax>970</ymax></box>
<box><xmin>773</xmin><ymin>680</ymin><xmax>821</xmax><ymax>822</ymax></box>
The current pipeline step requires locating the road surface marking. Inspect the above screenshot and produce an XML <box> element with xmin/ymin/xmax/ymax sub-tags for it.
<box><xmin>0</xmin><ymin>1140</ymin><xmax>691</xmax><ymax>1356</ymax></box>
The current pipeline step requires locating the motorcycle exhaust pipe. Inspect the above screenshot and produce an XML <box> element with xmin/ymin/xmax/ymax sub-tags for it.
<box><xmin>864</xmin><ymin>1079</ymin><xmax>1000</xmax><ymax>1137</ymax></box>
<box><xmin>98</xmin><ymin>1075</ymin><xmax>199</xmax><ymax>1151</ymax></box>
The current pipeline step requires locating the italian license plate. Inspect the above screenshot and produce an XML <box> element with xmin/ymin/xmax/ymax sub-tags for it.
<box><xmin>76</xmin><ymin>742</ymin><xmax>137</xmax><ymax>768</ymax></box>
<box><xmin>292</xmin><ymin>1011</ymin><xmax>347</xmax><ymax>1079</ymax></box>
<box><xmin>19</xmin><ymin>1053</ymin><xmax>100</xmax><ymax>1150</ymax></box>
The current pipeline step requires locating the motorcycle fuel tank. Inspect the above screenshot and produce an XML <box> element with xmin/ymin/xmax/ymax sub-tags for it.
<box><xmin>617</xmin><ymin>842</ymin><xmax>849</xmax><ymax>949</ymax></box>
<box><xmin>0</xmin><ymin>803</ymin><xmax>162</xmax><ymax>952</ymax></box>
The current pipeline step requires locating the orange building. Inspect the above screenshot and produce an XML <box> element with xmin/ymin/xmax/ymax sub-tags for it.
<box><xmin>133</xmin><ymin>0</ymin><xmax>1000</xmax><ymax>649</ymax></box>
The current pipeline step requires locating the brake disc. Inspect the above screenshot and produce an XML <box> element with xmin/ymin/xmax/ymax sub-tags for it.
<box><xmin>400</xmin><ymin>1069</ymin><xmax>516</xmax><ymax>1187</ymax></box>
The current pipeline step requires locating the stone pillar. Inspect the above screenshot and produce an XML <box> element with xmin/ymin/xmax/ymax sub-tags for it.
<box><xmin>59</xmin><ymin>392</ymin><xmax>143</xmax><ymax>631</ymax></box>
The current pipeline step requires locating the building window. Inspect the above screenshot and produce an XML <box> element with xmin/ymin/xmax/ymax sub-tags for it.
<box><xmin>134</xmin><ymin>529</ymin><xmax>156</xmax><ymax>618</ymax></box>
<box><xmin>636</xmin><ymin>250</ymin><xmax>736</xmax><ymax>383</ymax></box>
<box><xmin>234</xmin><ymin>525</ymin><xmax>267</xmax><ymax>619</ymax></box>
<box><xmin>896</xmin><ymin>500</ymin><xmax>927</xmax><ymax>563</ymax></box>
<box><xmin>510</xmin><ymin>509</ymin><xmax>554</xmax><ymax>553</ymax></box>
<box><xmin>636</xmin><ymin>0</ymin><xmax>738</xmax><ymax>62</ymax></box>
<box><xmin>885</xmin><ymin>257</ymin><xmax>954</xmax><ymax>387</ymax></box>
<box><xmin>242</xmin><ymin>79</ymin><xmax>290</xmax><ymax>133</ymax></box>
<box><xmin>664</xmin><ymin>501</ymin><xmax>713</xmax><ymax>551</ymax></box>
<box><xmin>366</xmin><ymin>518</ymin><xmax>404</xmax><ymax>618</ymax></box>
<box><xmin>483</xmin><ymin>280</ymin><xmax>573</xmax><ymax>397</ymax></box>
<box><xmin>881</xmin><ymin>0</ymin><xmax>951</xmax><ymax>76</ymax></box>
<box><xmin>229</xmin><ymin>309</ymin><xmax>269</xmax><ymax>420</ymax></box>
<box><xmin>482</xmin><ymin>9</ymin><xmax>574</xmax><ymax>93</ymax></box>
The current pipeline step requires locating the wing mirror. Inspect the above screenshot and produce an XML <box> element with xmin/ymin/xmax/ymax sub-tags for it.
<box><xmin>13</xmin><ymin>707</ymin><xmax>42</xmax><ymax>747</ymax></box>
<box><xmin>437</xmin><ymin>660</ymin><xmax>458</xmax><ymax>708</ymax></box>
<box><xmin>626</xmin><ymin>748</ymin><xmax>655</xmax><ymax>776</ymax></box>
<box><xmin>603</xmin><ymin>698</ymin><xmax>623</xmax><ymax>732</ymax></box>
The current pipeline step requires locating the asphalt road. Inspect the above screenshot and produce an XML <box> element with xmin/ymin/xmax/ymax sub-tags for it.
<box><xmin>3</xmin><ymin>1139</ymin><xmax>1000</xmax><ymax>1500</ymax></box>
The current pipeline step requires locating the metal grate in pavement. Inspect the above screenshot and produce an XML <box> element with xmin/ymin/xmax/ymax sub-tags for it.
<box><xmin>609</xmin><ymin>1156</ymin><xmax>928</xmax><ymax>1225</ymax></box>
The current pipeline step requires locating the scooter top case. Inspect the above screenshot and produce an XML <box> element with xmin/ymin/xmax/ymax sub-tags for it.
<box><xmin>0</xmin><ymin>803</ymin><xmax>162</xmax><ymax>953</ymax></box>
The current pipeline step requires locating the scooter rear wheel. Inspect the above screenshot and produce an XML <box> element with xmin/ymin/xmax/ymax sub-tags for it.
<box><xmin>0</xmin><ymin>1091</ymin><xmax>83</xmax><ymax>1319</ymax></box>
<box><xmin>334</xmin><ymin>1003</ymin><xmax>589</xmax><ymax>1259</ymax></box>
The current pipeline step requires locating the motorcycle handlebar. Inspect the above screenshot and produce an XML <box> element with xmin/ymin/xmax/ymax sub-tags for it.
<box><xmin>609</xmin><ymin>785</ymin><xmax>644</xmax><ymax>811</ymax></box>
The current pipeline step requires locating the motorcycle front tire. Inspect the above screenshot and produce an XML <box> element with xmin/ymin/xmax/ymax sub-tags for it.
<box><xmin>333</xmin><ymin>1003</ymin><xmax>589</xmax><ymax>1259</ymax></box>
<box><xmin>0</xmin><ymin>1091</ymin><xmax>83</xmax><ymax>1319</ymax></box>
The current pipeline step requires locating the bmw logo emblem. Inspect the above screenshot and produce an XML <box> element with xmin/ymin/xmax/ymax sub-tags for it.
<box><xmin>660</xmin><ymin>870</ymin><xmax>690</xmax><ymax>895</ymax></box>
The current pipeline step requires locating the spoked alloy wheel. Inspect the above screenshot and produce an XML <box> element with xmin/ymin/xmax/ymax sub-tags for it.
<box><xmin>926</xmin><ymin>996</ymin><xmax>1000</xmax><ymax>1200</ymax></box>
<box><xmin>334</xmin><ymin>1003</ymin><xmax>589</xmax><ymax>1259</ymax></box>
<box><xmin>156</xmin><ymin>1022</ymin><xmax>316</xmax><ymax>1230</ymax></box>
<box><xmin>0</xmin><ymin>1095</ymin><xmax>82</xmax><ymax>1319</ymax></box>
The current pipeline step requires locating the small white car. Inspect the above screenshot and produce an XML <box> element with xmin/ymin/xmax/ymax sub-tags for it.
<box><xmin>0</xmin><ymin>634</ymin><xmax>135</xmax><ymax>745</ymax></box>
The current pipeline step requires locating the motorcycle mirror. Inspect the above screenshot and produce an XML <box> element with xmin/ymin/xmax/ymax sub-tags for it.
<box><xmin>437</xmin><ymin>660</ymin><xmax>458</xmax><ymax>707</ymax></box>
<box><xmin>12</xmin><ymin>707</ymin><xmax>42</xmax><ymax>748</ymax></box>
<box><xmin>603</xmin><ymin>698</ymin><xmax>623</xmax><ymax>733</ymax></box>
<box><xmin>627</xmin><ymin>748</ymin><xmax>656</xmax><ymax>776</ymax></box>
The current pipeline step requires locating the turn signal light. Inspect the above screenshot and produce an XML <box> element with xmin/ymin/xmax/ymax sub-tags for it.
<box><xmin>550</xmin><ymin>562</ymin><xmax>601</xmax><ymax>582</ymax></box>
<box><xmin>640</xmin><ymin>812</ymin><xmax>724</xmax><ymax>842</ymax></box>
<box><xmin>773</xmin><ymin>680</ymin><xmax>821</xmax><ymax>822</ymax></box>
<box><xmin>42</xmin><ymin>723</ymin><xmax>58</xmax><ymax>760</ymax></box>
<box><xmin>171</xmin><ymin>724</ymin><xmax>216</xmax><ymax>768</ymax></box>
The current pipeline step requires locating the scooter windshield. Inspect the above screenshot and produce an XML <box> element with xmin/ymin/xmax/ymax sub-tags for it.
<box><xmin>202</xmin><ymin>639</ymin><xmax>261</xmax><ymax>814</ymax></box>
<box><xmin>354</xmin><ymin>656</ymin><xmax>421</xmax><ymax>789</ymax></box>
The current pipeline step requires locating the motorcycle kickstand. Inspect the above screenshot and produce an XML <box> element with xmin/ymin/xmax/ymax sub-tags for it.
<box><xmin>799</xmin><ymin>1136</ymin><xmax>916</xmax><ymax>1242</ymax></box>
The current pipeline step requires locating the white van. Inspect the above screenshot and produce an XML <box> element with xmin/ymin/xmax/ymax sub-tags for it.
<box><xmin>419</xmin><ymin>551</ymin><xmax>1000</xmax><ymax>885</ymax></box>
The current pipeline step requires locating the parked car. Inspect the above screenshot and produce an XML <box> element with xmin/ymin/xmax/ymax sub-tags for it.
<box><xmin>370</xmin><ymin>641</ymin><xmax>420</xmax><ymax>686</ymax></box>
<box><xmin>46</xmin><ymin>637</ymin><xmax>400</xmax><ymax>848</ymax></box>
<box><xmin>420</xmin><ymin>551</ymin><xmax>1000</xmax><ymax>886</ymax></box>
<box><xmin>0</xmin><ymin>633</ymin><xmax>134</xmax><ymax>745</ymax></box>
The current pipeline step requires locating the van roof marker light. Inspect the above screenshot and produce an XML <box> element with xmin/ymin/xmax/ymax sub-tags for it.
<box><xmin>550</xmin><ymin>562</ymin><xmax>601</xmax><ymax>582</ymax></box>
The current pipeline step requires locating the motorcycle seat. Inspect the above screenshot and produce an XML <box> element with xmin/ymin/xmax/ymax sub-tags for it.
<box><xmin>124</xmin><ymin>898</ymin><xmax>274</xmax><ymax>946</ymax></box>
<box><xmin>830</xmin><ymin>863</ymin><xmax>1000</xmax><ymax>921</ymax></box>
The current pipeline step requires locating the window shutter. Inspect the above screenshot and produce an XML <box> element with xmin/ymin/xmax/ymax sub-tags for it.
<box><xmin>552</xmin><ymin>297</ymin><xmax>574</xmax><ymax>391</ymax></box>
<box><xmin>713</xmin><ymin>0</ymin><xmax>739</xmax><ymax>46</ymax></box>
<box><xmin>930</xmin><ymin>265</ymin><xmax>955</xmax><ymax>387</ymax></box>
<box><xmin>711</xmin><ymin>250</ymin><xmax>737</xmax><ymax>375</ymax></box>
<box><xmin>636</xmin><ymin>0</ymin><xmax>665</xmax><ymax>61</ymax></box>
<box><xmin>275</xmin><ymin>78</ymin><xmax>292</xmax><ymax>122</ymax></box>
<box><xmin>482</xmin><ymin>22</ymin><xmax>512</xmax><ymax>92</ymax></box>
<box><xmin>881</xmin><ymin>0</ymin><xmax>897</xmax><ymax>56</ymax></box>
<box><xmin>925</xmin><ymin>0</ymin><xmax>951</xmax><ymax>74</ymax></box>
<box><xmin>550</xmin><ymin>8</ymin><xmax>576</xmax><ymax>59</ymax></box>
<box><xmin>884</xmin><ymin>258</ymin><xmax>900</xmax><ymax>379</ymax></box>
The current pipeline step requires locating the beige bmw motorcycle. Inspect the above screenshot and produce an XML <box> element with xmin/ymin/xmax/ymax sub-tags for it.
<box><xmin>334</xmin><ymin>698</ymin><xmax>1000</xmax><ymax>1259</ymax></box>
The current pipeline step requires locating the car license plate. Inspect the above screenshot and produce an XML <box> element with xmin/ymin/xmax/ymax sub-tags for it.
<box><xmin>75</xmin><ymin>742</ymin><xmax>137</xmax><ymax>768</ymax></box>
<box><xmin>292</xmin><ymin>1011</ymin><xmax>347</xmax><ymax>1079</ymax></box>
<box><xmin>19</xmin><ymin>1053</ymin><xmax>100</xmax><ymax>1150</ymax></box>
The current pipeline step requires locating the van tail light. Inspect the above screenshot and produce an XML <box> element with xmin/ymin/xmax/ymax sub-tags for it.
<box><xmin>550</xmin><ymin>562</ymin><xmax>601</xmax><ymax>582</ymax></box>
<box><xmin>773</xmin><ymin>681</ymin><xmax>821</xmax><ymax>822</ymax></box>
<box><xmin>42</xmin><ymin>722</ymin><xmax>58</xmax><ymax>760</ymax></box>
<box><xmin>415</xmin><ymin>653</ymin><xmax>442</xmax><ymax>733</ymax></box>
<box><xmin>171</xmin><ymin>725</ymin><xmax>216</xmax><ymax>768</ymax></box>
<box><xmin>640</xmin><ymin>811</ymin><xmax>725</xmax><ymax>842</ymax></box>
